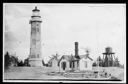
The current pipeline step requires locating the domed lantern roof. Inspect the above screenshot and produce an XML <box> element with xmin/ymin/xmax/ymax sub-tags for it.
<box><xmin>32</xmin><ymin>6</ymin><xmax>40</xmax><ymax>16</ymax></box>
<box><xmin>32</xmin><ymin>6</ymin><xmax>40</xmax><ymax>11</ymax></box>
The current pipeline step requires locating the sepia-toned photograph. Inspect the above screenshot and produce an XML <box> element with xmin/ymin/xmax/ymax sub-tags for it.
<box><xmin>3</xmin><ymin>3</ymin><xmax>126</xmax><ymax>83</ymax></box>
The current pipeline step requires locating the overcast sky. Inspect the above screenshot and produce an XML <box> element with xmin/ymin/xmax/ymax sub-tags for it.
<box><xmin>3</xmin><ymin>3</ymin><xmax>126</xmax><ymax>64</ymax></box>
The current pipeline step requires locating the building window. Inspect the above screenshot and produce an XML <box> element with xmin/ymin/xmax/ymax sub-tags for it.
<box><xmin>85</xmin><ymin>61</ymin><xmax>87</xmax><ymax>68</ymax></box>
<box><xmin>51</xmin><ymin>62</ymin><xmax>52</xmax><ymax>66</ymax></box>
<box><xmin>72</xmin><ymin>62</ymin><xmax>75</xmax><ymax>68</ymax></box>
<box><xmin>77</xmin><ymin>61</ymin><xmax>79</xmax><ymax>67</ymax></box>
<box><xmin>70</xmin><ymin>62</ymin><xmax>72</xmax><ymax>68</ymax></box>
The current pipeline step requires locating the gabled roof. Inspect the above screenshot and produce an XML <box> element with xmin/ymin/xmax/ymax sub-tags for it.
<box><xmin>58</xmin><ymin>55</ymin><xmax>79</xmax><ymax>65</ymax></box>
<box><xmin>48</xmin><ymin>56</ymin><xmax>59</xmax><ymax>64</ymax></box>
<box><xmin>59</xmin><ymin>55</ymin><xmax>72</xmax><ymax>61</ymax></box>
<box><xmin>61</xmin><ymin>55</ymin><xmax>79</xmax><ymax>61</ymax></box>
<box><xmin>79</xmin><ymin>54</ymin><xmax>93</xmax><ymax>61</ymax></box>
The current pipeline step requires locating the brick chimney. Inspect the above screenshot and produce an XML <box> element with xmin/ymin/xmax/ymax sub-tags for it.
<box><xmin>75</xmin><ymin>42</ymin><xmax>80</xmax><ymax>59</ymax></box>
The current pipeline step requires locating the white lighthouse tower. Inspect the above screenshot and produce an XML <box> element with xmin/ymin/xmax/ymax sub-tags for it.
<box><xmin>29</xmin><ymin>7</ymin><xmax>42</xmax><ymax>67</ymax></box>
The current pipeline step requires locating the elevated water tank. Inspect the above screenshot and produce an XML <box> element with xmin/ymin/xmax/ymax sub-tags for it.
<box><xmin>105</xmin><ymin>47</ymin><xmax>112</xmax><ymax>53</ymax></box>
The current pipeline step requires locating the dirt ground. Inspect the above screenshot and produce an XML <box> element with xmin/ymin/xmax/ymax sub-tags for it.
<box><xmin>92</xmin><ymin>67</ymin><xmax>124</xmax><ymax>81</ymax></box>
<box><xmin>3</xmin><ymin>66</ymin><xmax>124</xmax><ymax>81</ymax></box>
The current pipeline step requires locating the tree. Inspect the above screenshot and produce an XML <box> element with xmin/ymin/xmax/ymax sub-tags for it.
<box><xmin>104</xmin><ymin>55</ymin><xmax>109</xmax><ymax>67</ymax></box>
<box><xmin>42</xmin><ymin>59</ymin><xmax>45</xmax><ymax>66</ymax></box>
<box><xmin>92</xmin><ymin>62</ymin><xmax>97</xmax><ymax>67</ymax></box>
<box><xmin>9</xmin><ymin>55</ymin><xmax>19</xmax><ymax>66</ymax></box>
<box><xmin>18</xmin><ymin>60</ymin><xmax>24</xmax><ymax>66</ymax></box>
<box><xmin>4</xmin><ymin>52</ymin><xmax>11</xmax><ymax>69</ymax></box>
<box><xmin>97</xmin><ymin>56</ymin><xmax>103</xmax><ymax>67</ymax></box>
<box><xmin>24</xmin><ymin>58</ymin><xmax>29</xmax><ymax>66</ymax></box>
<box><xmin>114</xmin><ymin>57</ymin><xmax>120</xmax><ymax>67</ymax></box>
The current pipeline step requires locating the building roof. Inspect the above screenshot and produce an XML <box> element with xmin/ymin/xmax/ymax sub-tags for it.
<box><xmin>48</xmin><ymin>56</ymin><xmax>59</xmax><ymax>64</ymax></box>
<box><xmin>58</xmin><ymin>54</ymin><xmax>93</xmax><ymax>62</ymax></box>
<box><xmin>62</xmin><ymin>55</ymin><xmax>79</xmax><ymax>61</ymax></box>
<box><xmin>79</xmin><ymin>54</ymin><xmax>93</xmax><ymax>61</ymax></box>
<box><xmin>57</xmin><ymin>54</ymin><xmax>93</xmax><ymax>66</ymax></box>
<box><xmin>58</xmin><ymin>55</ymin><xmax>78</xmax><ymax>65</ymax></box>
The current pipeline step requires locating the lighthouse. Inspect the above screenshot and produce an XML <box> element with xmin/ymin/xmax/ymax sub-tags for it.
<box><xmin>29</xmin><ymin>7</ymin><xmax>43</xmax><ymax>67</ymax></box>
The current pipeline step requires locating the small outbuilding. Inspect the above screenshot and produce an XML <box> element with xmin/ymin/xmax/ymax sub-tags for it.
<box><xmin>58</xmin><ymin>55</ymin><xmax>79</xmax><ymax>72</ymax></box>
<box><xmin>79</xmin><ymin>54</ymin><xmax>93</xmax><ymax>71</ymax></box>
<box><xmin>48</xmin><ymin>55</ymin><xmax>59</xmax><ymax>72</ymax></box>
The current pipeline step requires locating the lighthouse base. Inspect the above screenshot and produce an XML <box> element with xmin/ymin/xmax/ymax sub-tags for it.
<box><xmin>29</xmin><ymin>58</ymin><xmax>43</xmax><ymax>67</ymax></box>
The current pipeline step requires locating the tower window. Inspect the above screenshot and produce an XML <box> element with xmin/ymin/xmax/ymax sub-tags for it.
<box><xmin>37</xmin><ymin>28</ymin><xmax>39</xmax><ymax>32</ymax></box>
<box><xmin>32</xmin><ymin>28</ymin><xmax>36</xmax><ymax>34</ymax></box>
<box><xmin>37</xmin><ymin>24</ymin><xmax>39</xmax><ymax>26</ymax></box>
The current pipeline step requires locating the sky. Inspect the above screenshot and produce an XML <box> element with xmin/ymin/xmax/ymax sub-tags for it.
<box><xmin>3</xmin><ymin>3</ymin><xmax>126</xmax><ymax>64</ymax></box>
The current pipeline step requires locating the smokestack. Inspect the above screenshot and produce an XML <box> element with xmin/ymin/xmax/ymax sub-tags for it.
<box><xmin>75</xmin><ymin>42</ymin><xmax>79</xmax><ymax>59</ymax></box>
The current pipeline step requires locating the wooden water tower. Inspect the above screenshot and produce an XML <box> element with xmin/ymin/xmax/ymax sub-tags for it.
<box><xmin>102</xmin><ymin>47</ymin><xmax>115</xmax><ymax>67</ymax></box>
